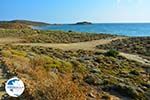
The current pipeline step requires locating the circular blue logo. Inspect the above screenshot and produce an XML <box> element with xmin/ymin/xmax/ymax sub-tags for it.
<box><xmin>5</xmin><ymin>77</ymin><xmax>25</xmax><ymax>97</ymax></box>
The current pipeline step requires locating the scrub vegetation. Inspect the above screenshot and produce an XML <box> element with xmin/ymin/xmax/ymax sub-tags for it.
<box><xmin>97</xmin><ymin>37</ymin><xmax>150</xmax><ymax>57</ymax></box>
<box><xmin>0</xmin><ymin>23</ymin><xmax>149</xmax><ymax>100</ymax></box>
<box><xmin>0</xmin><ymin>45</ymin><xmax>149</xmax><ymax>100</ymax></box>
<box><xmin>0</xmin><ymin>29</ymin><xmax>115</xmax><ymax>43</ymax></box>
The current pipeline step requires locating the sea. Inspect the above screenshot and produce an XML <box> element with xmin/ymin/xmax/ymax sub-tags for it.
<box><xmin>33</xmin><ymin>23</ymin><xmax>150</xmax><ymax>37</ymax></box>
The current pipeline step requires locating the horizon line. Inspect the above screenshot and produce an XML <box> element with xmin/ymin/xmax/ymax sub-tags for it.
<box><xmin>1</xmin><ymin>19</ymin><xmax>150</xmax><ymax>24</ymax></box>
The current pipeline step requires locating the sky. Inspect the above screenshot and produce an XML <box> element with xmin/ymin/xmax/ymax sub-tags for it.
<box><xmin>0</xmin><ymin>0</ymin><xmax>150</xmax><ymax>23</ymax></box>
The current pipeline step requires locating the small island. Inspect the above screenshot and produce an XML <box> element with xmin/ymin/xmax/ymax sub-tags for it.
<box><xmin>75</xmin><ymin>21</ymin><xmax>92</xmax><ymax>25</ymax></box>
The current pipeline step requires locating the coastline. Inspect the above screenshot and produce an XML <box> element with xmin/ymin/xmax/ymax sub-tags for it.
<box><xmin>32</xmin><ymin>23</ymin><xmax>150</xmax><ymax>37</ymax></box>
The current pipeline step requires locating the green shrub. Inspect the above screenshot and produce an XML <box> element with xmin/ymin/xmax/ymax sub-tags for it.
<box><xmin>105</xmin><ymin>49</ymin><xmax>119</xmax><ymax>57</ymax></box>
<box><xmin>1</xmin><ymin>50</ymin><xmax>12</xmax><ymax>57</ymax></box>
<box><xmin>33</xmin><ymin>55</ymin><xmax>73</xmax><ymax>73</ymax></box>
<box><xmin>11</xmin><ymin>50</ymin><xmax>27</xmax><ymax>57</ymax></box>
<box><xmin>71</xmin><ymin>60</ymin><xmax>87</xmax><ymax>74</ymax></box>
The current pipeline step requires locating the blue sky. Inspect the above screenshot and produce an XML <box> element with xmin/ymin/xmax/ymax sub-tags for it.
<box><xmin>0</xmin><ymin>0</ymin><xmax>150</xmax><ymax>23</ymax></box>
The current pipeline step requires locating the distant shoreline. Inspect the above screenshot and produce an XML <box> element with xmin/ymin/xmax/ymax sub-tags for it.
<box><xmin>32</xmin><ymin>23</ymin><xmax>150</xmax><ymax>37</ymax></box>
<box><xmin>1</xmin><ymin>20</ymin><xmax>150</xmax><ymax>37</ymax></box>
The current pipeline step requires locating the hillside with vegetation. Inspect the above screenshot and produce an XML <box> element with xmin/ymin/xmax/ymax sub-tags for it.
<box><xmin>0</xmin><ymin>22</ymin><xmax>149</xmax><ymax>100</ymax></box>
<box><xmin>0</xmin><ymin>20</ymin><xmax>50</xmax><ymax>26</ymax></box>
<box><xmin>0</xmin><ymin>45</ymin><xmax>149</xmax><ymax>100</ymax></box>
<box><xmin>0</xmin><ymin>23</ymin><xmax>31</xmax><ymax>29</ymax></box>
<box><xmin>0</xmin><ymin>29</ymin><xmax>115</xmax><ymax>43</ymax></box>
<box><xmin>96</xmin><ymin>37</ymin><xmax>150</xmax><ymax>59</ymax></box>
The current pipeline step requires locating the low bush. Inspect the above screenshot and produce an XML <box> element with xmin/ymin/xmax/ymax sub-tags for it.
<box><xmin>105</xmin><ymin>49</ymin><xmax>119</xmax><ymax>57</ymax></box>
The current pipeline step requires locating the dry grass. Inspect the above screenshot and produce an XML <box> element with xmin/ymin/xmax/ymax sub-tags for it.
<box><xmin>2</xmin><ymin>49</ymin><xmax>85</xmax><ymax>100</ymax></box>
<box><xmin>0</xmin><ymin>46</ymin><xmax>149</xmax><ymax>100</ymax></box>
<box><xmin>0</xmin><ymin>29</ymin><xmax>115</xmax><ymax>43</ymax></box>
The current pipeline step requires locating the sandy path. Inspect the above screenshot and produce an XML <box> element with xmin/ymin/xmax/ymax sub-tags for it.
<box><xmin>120</xmin><ymin>53</ymin><xmax>150</xmax><ymax>66</ymax></box>
<box><xmin>0</xmin><ymin>37</ymin><xmax>149</xmax><ymax>66</ymax></box>
<box><xmin>13</xmin><ymin>37</ymin><xmax>124</xmax><ymax>50</ymax></box>
<box><xmin>0</xmin><ymin>37</ymin><xmax>24</xmax><ymax>43</ymax></box>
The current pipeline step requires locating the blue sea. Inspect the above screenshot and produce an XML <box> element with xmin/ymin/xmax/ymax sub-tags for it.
<box><xmin>33</xmin><ymin>23</ymin><xmax>150</xmax><ymax>37</ymax></box>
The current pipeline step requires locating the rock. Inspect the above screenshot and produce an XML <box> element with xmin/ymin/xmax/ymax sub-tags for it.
<box><xmin>84</xmin><ymin>75</ymin><xmax>95</xmax><ymax>85</ymax></box>
<box><xmin>142</xmin><ymin>83</ymin><xmax>150</xmax><ymax>88</ymax></box>
<box><xmin>129</xmin><ymin>70</ymin><xmax>140</xmax><ymax>76</ymax></box>
<box><xmin>84</xmin><ymin>74</ymin><xmax>101</xmax><ymax>85</ymax></box>
<box><xmin>90</xmin><ymin>68</ymin><xmax>101</xmax><ymax>73</ymax></box>
<box><xmin>78</xmin><ymin>56</ymin><xmax>92</xmax><ymax>63</ymax></box>
<box><xmin>145</xmin><ymin>89</ymin><xmax>150</xmax><ymax>98</ymax></box>
<box><xmin>96</xmin><ymin>79</ymin><xmax>104</xmax><ymax>85</ymax></box>
<box><xmin>94</xmin><ymin>51</ymin><xmax>103</xmax><ymax>55</ymax></box>
<box><xmin>137</xmin><ymin>87</ymin><xmax>144</xmax><ymax>94</ymax></box>
<box><xmin>112</xmin><ymin>83</ymin><xmax>139</xmax><ymax>99</ymax></box>
<box><xmin>1</xmin><ymin>94</ymin><xmax>9</xmax><ymax>100</ymax></box>
<box><xmin>72</xmin><ymin>73</ymin><xmax>82</xmax><ymax>81</ymax></box>
<box><xmin>51</xmin><ymin>68</ymin><xmax>58</xmax><ymax>73</ymax></box>
<box><xmin>68</xmin><ymin>30</ymin><xmax>73</xmax><ymax>32</ymax></box>
<box><xmin>0</xmin><ymin>83</ymin><xmax>5</xmax><ymax>91</ymax></box>
<box><xmin>101</xmin><ymin>95</ymin><xmax>111</xmax><ymax>100</ymax></box>
<box><xmin>88</xmin><ymin>92</ymin><xmax>96</xmax><ymax>98</ymax></box>
<box><xmin>27</xmin><ymin>52</ymin><xmax>36</xmax><ymax>58</ymax></box>
<box><xmin>145</xmin><ymin>67</ymin><xmax>150</xmax><ymax>73</ymax></box>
